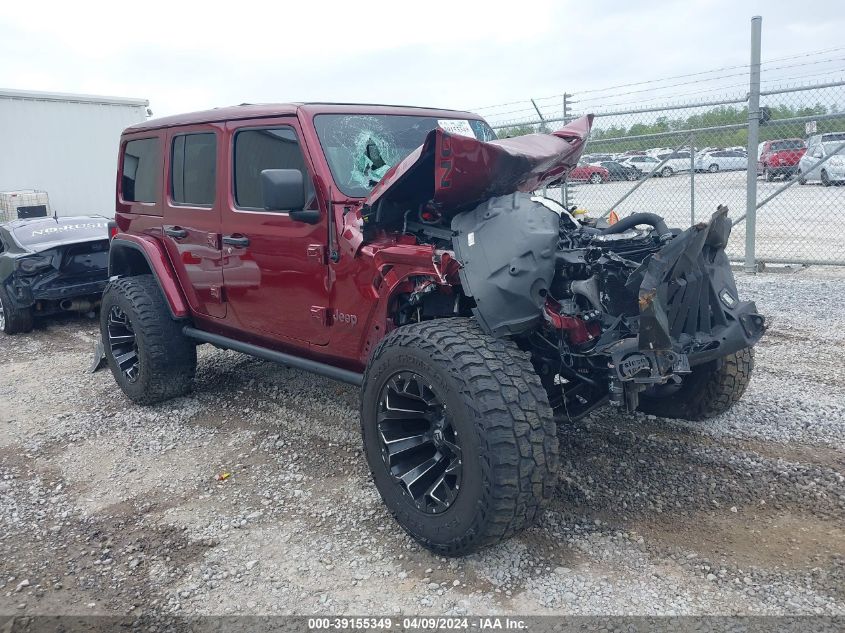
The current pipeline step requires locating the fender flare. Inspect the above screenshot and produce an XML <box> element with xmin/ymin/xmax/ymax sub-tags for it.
<box><xmin>109</xmin><ymin>234</ymin><xmax>189</xmax><ymax>319</ymax></box>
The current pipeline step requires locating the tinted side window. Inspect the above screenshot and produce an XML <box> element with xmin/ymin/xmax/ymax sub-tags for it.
<box><xmin>171</xmin><ymin>133</ymin><xmax>217</xmax><ymax>206</ymax></box>
<box><xmin>234</xmin><ymin>128</ymin><xmax>309</xmax><ymax>209</ymax></box>
<box><xmin>122</xmin><ymin>138</ymin><xmax>160</xmax><ymax>203</ymax></box>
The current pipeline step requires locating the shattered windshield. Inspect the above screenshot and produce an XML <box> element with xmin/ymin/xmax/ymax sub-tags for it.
<box><xmin>313</xmin><ymin>114</ymin><xmax>497</xmax><ymax>197</ymax></box>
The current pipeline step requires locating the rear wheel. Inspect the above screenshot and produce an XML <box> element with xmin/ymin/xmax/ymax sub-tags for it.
<box><xmin>661</xmin><ymin>166</ymin><xmax>674</xmax><ymax>177</ymax></box>
<box><xmin>361</xmin><ymin>318</ymin><xmax>559</xmax><ymax>556</ymax></box>
<box><xmin>765</xmin><ymin>167</ymin><xmax>775</xmax><ymax>182</ymax></box>
<box><xmin>0</xmin><ymin>286</ymin><xmax>33</xmax><ymax>335</ymax></box>
<box><xmin>708</xmin><ymin>163</ymin><xmax>720</xmax><ymax>173</ymax></box>
<box><xmin>100</xmin><ymin>275</ymin><xmax>196</xmax><ymax>404</ymax></box>
<box><xmin>637</xmin><ymin>348</ymin><xmax>754</xmax><ymax>421</ymax></box>
<box><xmin>626</xmin><ymin>171</ymin><xmax>638</xmax><ymax>181</ymax></box>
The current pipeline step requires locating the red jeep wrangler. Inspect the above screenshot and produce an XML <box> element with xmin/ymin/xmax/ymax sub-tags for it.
<box><xmin>101</xmin><ymin>103</ymin><xmax>764</xmax><ymax>555</ymax></box>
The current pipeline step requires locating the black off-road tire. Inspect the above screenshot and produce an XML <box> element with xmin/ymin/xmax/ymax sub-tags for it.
<box><xmin>100</xmin><ymin>275</ymin><xmax>196</xmax><ymax>404</ymax></box>
<box><xmin>0</xmin><ymin>286</ymin><xmax>34</xmax><ymax>335</ymax></box>
<box><xmin>637</xmin><ymin>348</ymin><xmax>754</xmax><ymax>421</ymax></box>
<box><xmin>361</xmin><ymin>318</ymin><xmax>559</xmax><ymax>556</ymax></box>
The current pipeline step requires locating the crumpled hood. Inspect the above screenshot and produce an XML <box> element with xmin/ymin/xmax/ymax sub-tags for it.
<box><xmin>364</xmin><ymin>115</ymin><xmax>593</xmax><ymax>215</ymax></box>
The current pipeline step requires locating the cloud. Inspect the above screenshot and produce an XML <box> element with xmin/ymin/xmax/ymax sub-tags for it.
<box><xmin>1</xmin><ymin>0</ymin><xmax>843</xmax><ymax>119</ymax></box>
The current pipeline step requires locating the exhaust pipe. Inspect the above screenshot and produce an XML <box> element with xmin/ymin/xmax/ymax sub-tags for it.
<box><xmin>59</xmin><ymin>298</ymin><xmax>99</xmax><ymax>312</ymax></box>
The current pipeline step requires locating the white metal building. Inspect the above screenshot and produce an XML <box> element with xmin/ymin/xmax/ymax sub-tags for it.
<box><xmin>0</xmin><ymin>88</ymin><xmax>149</xmax><ymax>218</ymax></box>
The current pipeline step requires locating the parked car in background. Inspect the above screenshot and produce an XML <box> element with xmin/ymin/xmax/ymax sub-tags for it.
<box><xmin>694</xmin><ymin>150</ymin><xmax>747</xmax><ymax>173</ymax></box>
<box><xmin>569</xmin><ymin>162</ymin><xmax>610</xmax><ymax>184</ymax></box>
<box><xmin>583</xmin><ymin>153</ymin><xmax>614</xmax><ymax>163</ymax></box>
<box><xmin>758</xmin><ymin>139</ymin><xmax>805</xmax><ymax>181</ymax></box>
<box><xmin>0</xmin><ymin>216</ymin><xmax>110</xmax><ymax>334</ymax></box>
<box><xmin>620</xmin><ymin>155</ymin><xmax>662</xmax><ymax>176</ymax></box>
<box><xmin>798</xmin><ymin>132</ymin><xmax>845</xmax><ymax>186</ymax></box>
<box><xmin>653</xmin><ymin>151</ymin><xmax>694</xmax><ymax>177</ymax></box>
<box><xmin>596</xmin><ymin>160</ymin><xmax>640</xmax><ymax>181</ymax></box>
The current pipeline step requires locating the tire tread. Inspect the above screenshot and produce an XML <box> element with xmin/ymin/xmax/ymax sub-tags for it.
<box><xmin>100</xmin><ymin>275</ymin><xmax>195</xmax><ymax>404</ymax></box>
<box><xmin>361</xmin><ymin>317</ymin><xmax>559</xmax><ymax>556</ymax></box>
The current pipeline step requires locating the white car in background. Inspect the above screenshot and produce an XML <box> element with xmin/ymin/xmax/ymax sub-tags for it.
<box><xmin>620</xmin><ymin>155</ymin><xmax>661</xmax><ymax>177</ymax></box>
<box><xmin>694</xmin><ymin>150</ymin><xmax>747</xmax><ymax>173</ymax></box>
<box><xmin>653</xmin><ymin>150</ymin><xmax>694</xmax><ymax>177</ymax></box>
<box><xmin>798</xmin><ymin>132</ymin><xmax>845</xmax><ymax>186</ymax></box>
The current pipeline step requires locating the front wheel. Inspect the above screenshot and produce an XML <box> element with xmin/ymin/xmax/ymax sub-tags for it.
<box><xmin>626</xmin><ymin>171</ymin><xmax>638</xmax><ymax>181</ymax></box>
<box><xmin>100</xmin><ymin>275</ymin><xmax>196</xmax><ymax>404</ymax></box>
<box><xmin>765</xmin><ymin>167</ymin><xmax>774</xmax><ymax>182</ymax></box>
<box><xmin>361</xmin><ymin>318</ymin><xmax>559</xmax><ymax>556</ymax></box>
<box><xmin>708</xmin><ymin>163</ymin><xmax>720</xmax><ymax>173</ymax></box>
<box><xmin>661</xmin><ymin>166</ymin><xmax>674</xmax><ymax>178</ymax></box>
<box><xmin>0</xmin><ymin>286</ymin><xmax>33</xmax><ymax>335</ymax></box>
<box><xmin>637</xmin><ymin>348</ymin><xmax>754</xmax><ymax>421</ymax></box>
<box><xmin>822</xmin><ymin>169</ymin><xmax>832</xmax><ymax>187</ymax></box>
<box><xmin>589</xmin><ymin>173</ymin><xmax>603</xmax><ymax>184</ymax></box>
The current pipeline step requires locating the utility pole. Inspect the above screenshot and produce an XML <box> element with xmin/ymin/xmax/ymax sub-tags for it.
<box><xmin>745</xmin><ymin>16</ymin><xmax>762</xmax><ymax>273</ymax></box>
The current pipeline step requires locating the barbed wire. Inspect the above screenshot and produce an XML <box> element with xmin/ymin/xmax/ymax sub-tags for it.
<box><xmin>472</xmin><ymin>46</ymin><xmax>845</xmax><ymax>116</ymax></box>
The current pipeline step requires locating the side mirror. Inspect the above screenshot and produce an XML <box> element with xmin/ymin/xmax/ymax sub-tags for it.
<box><xmin>261</xmin><ymin>168</ymin><xmax>306</xmax><ymax>212</ymax></box>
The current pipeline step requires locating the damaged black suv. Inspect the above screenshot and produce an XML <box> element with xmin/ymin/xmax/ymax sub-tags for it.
<box><xmin>0</xmin><ymin>216</ymin><xmax>110</xmax><ymax>334</ymax></box>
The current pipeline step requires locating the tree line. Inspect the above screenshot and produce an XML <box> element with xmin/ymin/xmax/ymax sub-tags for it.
<box><xmin>495</xmin><ymin>103</ymin><xmax>845</xmax><ymax>152</ymax></box>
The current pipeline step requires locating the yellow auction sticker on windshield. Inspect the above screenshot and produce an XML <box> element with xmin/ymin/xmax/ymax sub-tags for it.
<box><xmin>437</xmin><ymin>119</ymin><xmax>476</xmax><ymax>138</ymax></box>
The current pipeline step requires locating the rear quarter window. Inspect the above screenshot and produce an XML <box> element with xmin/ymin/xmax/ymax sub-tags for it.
<box><xmin>122</xmin><ymin>138</ymin><xmax>160</xmax><ymax>203</ymax></box>
<box><xmin>171</xmin><ymin>133</ymin><xmax>217</xmax><ymax>206</ymax></box>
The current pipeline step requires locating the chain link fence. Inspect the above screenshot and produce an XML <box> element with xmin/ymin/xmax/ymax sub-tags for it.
<box><xmin>480</xmin><ymin>20</ymin><xmax>845</xmax><ymax>267</ymax></box>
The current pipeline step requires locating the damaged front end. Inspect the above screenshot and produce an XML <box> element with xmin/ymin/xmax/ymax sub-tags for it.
<box><xmin>357</xmin><ymin>115</ymin><xmax>764</xmax><ymax>419</ymax></box>
<box><xmin>451</xmin><ymin>198</ymin><xmax>765</xmax><ymax>417</ymax></box>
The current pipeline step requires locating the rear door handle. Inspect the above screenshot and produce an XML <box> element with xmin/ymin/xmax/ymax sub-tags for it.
<box><xmin>222</xmin><ymin>234</ymin><xmax>250</xmax><ymax>248</ymax></box>
<box><xmin>164</xmin><ymin>226</ymin><xmax>188</xmax><ymax>239</ymax></box>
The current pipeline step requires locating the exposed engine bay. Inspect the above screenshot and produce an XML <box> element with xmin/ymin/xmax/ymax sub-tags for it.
<box><xmin>358</xmin><ymin>116</ymin><xmax>766</xmax><ymax>419</ymax></box>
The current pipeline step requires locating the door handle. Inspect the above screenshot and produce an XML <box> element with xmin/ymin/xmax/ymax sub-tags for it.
<box><xmin>222</xmin><ymin>234</ymin><xmax>250</xmax><ymax>248</ymax></box>
<box><xmin>164</xmin><ymin>226</ymin><xmax>188</xmax><ymax>239</ymax></box>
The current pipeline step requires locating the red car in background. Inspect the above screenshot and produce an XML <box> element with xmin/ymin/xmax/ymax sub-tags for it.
<box><xmin>569</xmin><ymin>162</ymin><xmax>610</xmax><ymax>184</ymax></box>
<box><xmin>758</xmin><ymin>138</ymin><xmax>806</xmax><ymax>181</ymax></box>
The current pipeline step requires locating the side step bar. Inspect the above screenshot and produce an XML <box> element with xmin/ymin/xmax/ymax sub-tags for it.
<box><xmin>182</xmin><ymin>327</ymin><xmax>363</xmax><ymax>386</ymax></box>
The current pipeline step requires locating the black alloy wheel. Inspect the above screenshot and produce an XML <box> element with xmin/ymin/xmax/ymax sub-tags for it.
<box><xmin>107</xmin><ymin>305</ymin><xmax>139</xmax><ymax>383</ymax></box>
<box><xmin>376</xmin><ymin>372</ymin><xmax>462</xmax><ymax>514</ymax></box>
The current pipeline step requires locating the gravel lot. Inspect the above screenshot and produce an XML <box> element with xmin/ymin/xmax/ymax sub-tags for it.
<box><xmin>1</xmin><ymin>266</ymin><xmax>843</xmax><ymax>618</ymax></box>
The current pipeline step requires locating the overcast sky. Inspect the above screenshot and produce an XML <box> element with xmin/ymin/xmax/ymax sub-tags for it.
<box><xmin>1</xmin><ymin>0</ymin><xmax>843</xmax><ymax>122</ymax></box>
